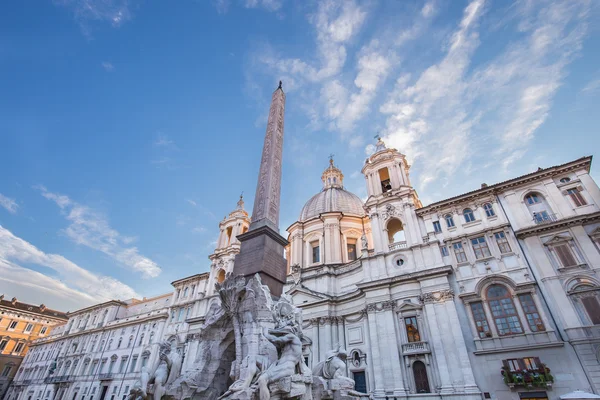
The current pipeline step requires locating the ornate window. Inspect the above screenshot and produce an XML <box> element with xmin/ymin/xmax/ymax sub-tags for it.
<box><xmin>566</xmin><ymin>188</ymin><xmax>587</xmax><ymax>207</ymax></box>
<box><xmin>568</xmin><ymin>279</ymin><xmax>600</xmax><ymax>325</ymax></box>
<box><xmin>412</xmin><ymin>361</ymin><xmax>430</xmax><ymax>393</ymax></box>
<box><xmin>311</xmin><ymin>241</ymin><xmax>320</xmax><ymax>263</ymax></box>
<box><xmin>433</xmin><ymin>221</ymin><xmax>442</xmax><ymax>233</ymax></box>
<box><xmin>404</xmin><ymin>317</ymin><xmax>421</xmax><ymax>342</ymax></box>
<box><xmin>560</xmin><ymin>177</ymin><xmax>571</xmax><ymax>183</ymax></box>
<box><xmin>544</xmin><ymin>235</ymin><xmax>582</xmax><ymax>269</ymax></box>
<box><xmin>463</xmin><ymin>208</ymin><xmax>475</xmax><ymax>223</ymax></box>
<box><xmin>487</xmin><ymin>285</ymin><xmax>523</xmax><ymax>335</ymax></box>
<box><xmin>347</xmin><ymin>239</ymin><xmax>357</xmax><ymax>262</ymax></box>
<box><xmin>471</xmin><ymin>236</ymin><xmax>491</xmax><ymax>259</ymax></box>
<box><xmin>127</xmin><ymin>335</ymin><xmax>133</xmax><ymax>348</ymax></box>
<box><xmin>138</xmin><ymin>334</ymin><xmax>144</xmax><ymax>347</ymax></box>
<box><xmin>470</xmin><ymin>302</ymin><xmax>491</xmax><ymax>338</ymax></box>
<box><xmin>518</xmin><ymin>294</ymin><xmax>545</xmax><ymax>332</ymax></box>
<box><xmin>483</xmin><ymin>203</ymin><xmax>495</xmax><ymax>217</ymax></box>
<box><xmin>453</xmin><ymin>242</ymin><xmax>468</xmax><ymax>263</ymax></box>
<box><xmin>445</xmin><ymin>214</ymin><xmax>455</xmax><ymax>228</ymax></box>
<box><xmin>494</xmin><ymin>232</ymin><xmax>512</xmax><ymax>254</ymax></box>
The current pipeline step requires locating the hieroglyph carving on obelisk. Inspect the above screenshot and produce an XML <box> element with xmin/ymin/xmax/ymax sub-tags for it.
<box><xmin>250</xmin><ymin>82</ymin><xmax>285</xmax><ymax>232</ymax></box>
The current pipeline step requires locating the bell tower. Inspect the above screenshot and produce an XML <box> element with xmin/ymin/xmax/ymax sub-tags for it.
<box><xmin>362</xmin><ymin>137</ymin><xmax>422</xmax><ymax>254</ymax></box>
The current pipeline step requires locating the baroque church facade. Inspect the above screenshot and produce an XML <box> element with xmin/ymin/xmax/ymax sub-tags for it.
<box><xmin>6</xmin><ymin>120</ymin><xmax>600</xmax><ymax>400</ymax></box>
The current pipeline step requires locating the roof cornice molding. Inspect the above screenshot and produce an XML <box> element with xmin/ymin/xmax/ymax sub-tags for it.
<box><xmin>515</xmin><ymin>211</ymin><xmax>600</xmax><ymax>238</ymax></box>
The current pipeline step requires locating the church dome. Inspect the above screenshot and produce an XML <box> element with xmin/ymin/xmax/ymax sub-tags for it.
<box><xmin>299</xmin><ymin>158</ymin><xmax>365</xmax><ymax>221</ymax></box>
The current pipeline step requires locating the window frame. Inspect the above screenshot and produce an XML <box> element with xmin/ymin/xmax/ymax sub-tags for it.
<box><xmin>463</xmin><ymin>208</ymin><xmax>476</xmax><ymax>223</ymax></box>
<box><xmin>566</xmin><ymin>188</ymin><xmax>587</xmax><ymax>207</ymax></box>
<box><xmin>471</xmin><ymin>236</ymin><xmax>492</xmax><ymax>259</ymax></box>
<box><xmin>494</xmin><ymin>232</ymin><xmax>512</xmax><ymax>254</ymax></box>
<box><xmin>483</xmin><ymin>203</ymin><xmax>495</xmax><ymax>217</ymax></box>
<box><xmin>486</xmin><ymin>285</ymin><xmax>524</xmax><ymax>336</ymax></box>
<box><xmin>432</xmin><ymin>221</ymin><xmax>442</xmax><ymax>233</ymax></box>
<box><xmin>453</xmin><ymin>242</ymin><xmax>468</xmax><ymax>263</ymax></box>
<box><xmin>404</xmin><ymin>316</ymin><xmax>421</xmax><ymax>343</ymax></box>
<box><xmin>470</xmin><ymin>302</ymin><xmax>491</xmax><ymax>338</ymax></box>
<box><xmin>311</xmin><ymin>241</ymin><xmax>320</xmax><ymax>264</ymax></box>
<box><xmin>445</xmin><ymin>214</ymin><xmax>455</xmax><ymax>228</ymax></box>
<box><xmin>518</xmin><ymin>293</ymin><xmax>546</xmax><ymax>332</ymax></box>
<box><xmin>346</xmin><ymin>238</ymin><xmax>357</xmax><ymax>262</ymax></box>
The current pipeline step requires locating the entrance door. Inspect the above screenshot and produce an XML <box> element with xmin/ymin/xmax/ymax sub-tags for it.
<box><xmin>353</xmin><ymin>371</ymin><xmax>367</xmax><ymax>393</ymax></box>
<box><xmin>519</xmin><ymin>392</ymin><xmax>548</xmax><ymax>400</ymax></box>
<box><xmin>99</xmin><ymin>387</ymin><xmax>108</xmax><ymax>400</ymax></box>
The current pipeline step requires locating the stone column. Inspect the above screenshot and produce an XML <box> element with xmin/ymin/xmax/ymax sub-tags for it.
<box><xmin>422</xmin><ymin>297</ymin><xmax>453</xmax><ymax>393</ymax></box>
<box><xmin>369</xmin><ymin>214</ymin><xmax>385</xmax><ymax>254</ymax></box>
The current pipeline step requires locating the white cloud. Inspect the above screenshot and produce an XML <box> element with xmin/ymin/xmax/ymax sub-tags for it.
<box><xmin>0</xmin><ymin>225</ymin><xmax>138</xmax><ymax>311</ymax></box>
<box><xmin>258</xmin><ymin>0</ymin><xmax>367</xmax><ymax>84</ymax></box>
<box><xmin>581</xmin><ymin>78</ymin><xmax>600</xmax><ymax>94</ymax></box>
<box><xmin>54</xmin><ymin>0</ymin><xmax>134</xmax><ymax>34</ymax></box>
<box><xmin>378</xmin><ymin>0</ymin><xmax>590</xmax><ymax>190</ymax></box>
<box><xmin>186</xmin><ymin>199</ymin><xmax>197</xmax><ymax>207</ymax></box>
<box><xmin>36</xmin><ymin>186</ymin><xmax>161</xmax><ymax>278</ymax></box>
<box><xmin>102</xmin><ymin>61</ymin><xmax>114</xmax><ymax>72</ymax></box>
<box><xmin>192</xmin><ymin>226</ymin><xmax>207</xmax><ymax>234</ymax></box>
<box><xmin>0</xmin><ymin>193</ymin><xmax>18</xmax><ymax>214</ymax></box>
<box><xmin>153</xmin><ymin>134</ymin><xmax>176</xmax><ymax>148</ymax></box>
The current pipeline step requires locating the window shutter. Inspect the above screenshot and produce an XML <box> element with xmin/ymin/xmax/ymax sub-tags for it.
<box><xmin>581</xmin><ymin>296</ymin><xmax>600</xmax><ymax>325</ymax></box>
<box><xmin>554</xmin><ymin>244</ymin><xmax>577</xmax><ymax>267</ymax></box>
<box><xmin>517</xmin><ymin>358</ymin><xmax>528</xmax><ymax>371</ymax></box>
<box><xmin>533</xmin><ymin>357</ymin><xmax>542</xmax><ymax>370</ymax></box>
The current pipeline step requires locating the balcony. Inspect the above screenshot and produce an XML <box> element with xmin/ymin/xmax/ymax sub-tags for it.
<box><xmin>532</xmin><ymin>213</ymin><xmax>558</xmax><ymax>225</ymax></box>
<box><xmin>401</xmin><ymin>341</ymin><xmax>430</xmax><ymax>355</ymax></box>
<box><xmin>98</xmin><ymin>373</ymin><xmax>117</xmax><ymax>380</ymax></box>
<box><xmin>44</xmin><ymin>375</ymin><xmax>72</xmax><ymax>384</ymax></box>
<box><xmin>388</xmin><ymin>241</ymin><xmax>407</xmax><ymax>251</ymax></box>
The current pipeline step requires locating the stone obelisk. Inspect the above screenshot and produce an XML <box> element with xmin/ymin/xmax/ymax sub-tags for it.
<box><xmin>232</xmin><ymin>82</ymin><xmax>288</xmax><ymax>296</ymax></box>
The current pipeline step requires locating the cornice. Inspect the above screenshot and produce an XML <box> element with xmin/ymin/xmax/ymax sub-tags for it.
<box><xmin>416</xmin><ymin>156</ymin><xmax>592</xmax><ymax>214</ymax></box>
<box><xmin>515</xmin><ymin>211</ymin><xmax>600</xmax><ymax>238</ymax></box>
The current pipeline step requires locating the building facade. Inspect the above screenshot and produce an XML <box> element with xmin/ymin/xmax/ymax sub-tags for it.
<box><xmin>0</xmin><ymin>296</ymin><xmax>67</xmax><ymax>399</ymax></box>
<box><xmin>7</xmin><ymin>141</ymin><xmax>600</xmax><ymax>400</ymax></box>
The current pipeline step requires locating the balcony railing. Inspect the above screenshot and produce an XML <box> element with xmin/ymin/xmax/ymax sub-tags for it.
<box><xmin>98</xmin><ymin>373</ymin><xmax>116</xmax><ymax>380</ymax></box>
<box><xmin>532</xmin><ymin>213</ymin><xmax>558</xmax><ymax>225</ymax></box>
<box><xmin>389</xmin><ymin>241</ymin><xmax>407</xmax><ymax>251</ymax></box>
<box><xmin>402</xmin><ymin>341</ymin><xmax>430</xmax><ymax>355</ymax></box>
<box><xmin>44</xmin><ymin>375</ymin><xmax>72</xmax><ymax>384</ymax></box>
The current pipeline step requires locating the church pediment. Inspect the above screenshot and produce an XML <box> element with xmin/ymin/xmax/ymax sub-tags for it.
<box><xmin>286</xmin><ymin>285</ymin><xmax>330</xmax><ymax>303</ymax></box>
<box><xmin>396</xmin><ymin>300</ymin><xmax>423</xmax><ymax>312</ymax></box>
<box><xmin>543</xmin><ymin>233</ymin><xmax>573</xmax><ymax>246</ymax></box>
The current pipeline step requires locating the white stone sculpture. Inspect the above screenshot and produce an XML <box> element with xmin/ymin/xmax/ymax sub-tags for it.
<box><xmin>138</xmin><ymin>341</ymin><xmax>182</xmax><ymax>400</ymax></box>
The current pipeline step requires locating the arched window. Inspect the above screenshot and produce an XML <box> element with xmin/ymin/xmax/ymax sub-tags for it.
<box><xmin>413</xmin><ymin>361</ymin><xmax>430</xmax><ymax>393</ymax></box>
<box><xmin>127</xmin><ymin>335</ymin><xmax>133</xmax><ymax>348</ymax></box>
<box><xmin>483</xmin><ymin>203</ymin><xmax>495</xmax><ymax>217</ymax></box>
<box><xmin>568</xmin><ymin>279</ymin><xmax>600</xmax><ymax>325</ymax></box>
<box><xmin>217</xmin><ymin>269</ymin><xmax>226</xmax><ymax>284</ymax></box>
<box><xmin>486</xmin><ymin>285</ymin><xmax>523</xmax><ymax>335</ymax></box>
<box><xmin>444</xmin><ymin>214</ymin><xmax>455</xmax><ymax>228</ymax></box>
<box><xmin>138</xmin><ymin>333</ymin><xmax>145</xmax><ymax>347</ymax></box>
<box><xmin>117</xmin><ymin>337</ymin><xmax>122</xmax><ymax>348</ymax></box>
<box><xmin>387</xmin><ymin>218</ymin><xmax>405</xmax><ymax>244</ymax></box>
<box><xmin>183</xmin><ymin>287</ymin><xmax>188</xmax><ymax>298</ymax></box>
<box><xmin>525</xmin><ymin>192</ymin><xmax>554</xmax><ymax>223</ymax></box>
<box><xmin>463</xmin><ymin>208</ymin><xmax>475</xmax><ymax>223</ymax></box>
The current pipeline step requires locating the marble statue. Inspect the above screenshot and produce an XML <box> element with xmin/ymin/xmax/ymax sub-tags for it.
<box><xmin>312</xmin><ymin>348</ymin><xmax>350</xmax><ymax>381</ymax></box>
<box><xmin>139</xmin><ymin>341</ymin><xmax>182</xmax><ymax>400</ymax></box>
<box><xmin>257</xmin><ymin>325</ymin><xmax>304</xmax><ymax>400</ymax></box>
<box><xmin>360</xmin><ymin>234</ymin><xmax>368</xmax><ymax>252</ymax></box>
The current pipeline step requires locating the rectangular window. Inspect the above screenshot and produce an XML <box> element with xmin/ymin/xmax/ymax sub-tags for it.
<box><xmin>178</xmin><ymin>309</ymin><xmax>185</xmax><ymax>322</ymax></box>
<box><xmin>129</xmin><ymin>357</ymin><xmax>138</xmax><ymax>373</ymax></box>
<box><xmin>471</xmin><ymin>236</ymin><xmax>492</xmax><ymax>259</ymax></box>
<box><xmin>14</xmin><ymin>343</ymin><xmax>24</xmax><ymax>353</ymax></box>
<box><xmin>1</xmin><ymin>366</ymin><xmax>12</xmax><ymax>377</ymax></box>
<box><xmin>581</xmin><ymin>296</ymin><xmax>600</xmax><ymax>325</ymax></box>
<box><xmin>489</xmin><ymin>299</ymin><xmax>523</xmax><ymax>335</ymax></box>
<box><xmin>522</xmin><ymin>357</ymin><xmax>538</xmax><ymax>370</ymax></box>
<box><xmin>9</xmin><ymin>320</ymin><xmax>18</xmax><ymax>329</ymax></box>
<box><xmin>404</xmin><ymin>316</ymin><xmax>421</xmax><ymax>342</ymax></box>
<box><xmin>470</xmin><ymin>302</ymin><xmax>491</xmax><ymax>338</ymax></box>
<box><xmin>433</xmin><ymin>221</ymin><xmax>442</xmax><ymax>233</ymax></box>
<box><xmin>567</xmin><ymin>188</ymin><xmax>587</xmax><ymax>207</ymax></box>
<box><xmin>518</xmin><ymin>294</ymin><xmax>546</xmax><ymax>332</ymax></box>
<box><xmin>440</xmin><ymin>246</ymin><xmax>449</xmax><ymax>257</ymax></box>
<box><xmin>0</xmin><ymin>339</ymin><xmax>8</xmax><ymax>351</ymax></box>
<box><xmin>506</xmin><ymin>359</ymin><xmax>520</xmax><ymax>372</ymax></box>
<box><xmin>453</xmin><ymin>243</ymin><xmax>468</xmax><ymax>263</ymax></box>
<box><xmin>311</xmin><ymin>242</ymin><xmax>320</xmax><ymax>263</ymax></box>
<box><xmin>347</xmin><ymin>239</ymin><xmax>357</xmax><ymax>262</ymax></box>
<box><xmin>553</xmin><ymin>243</ymin><xmax>578</xmax><ymax>267</ymax></box>
<box><xmin>494</xmin><ymin>232</ymin><xmax>512</xmax><ymax>254</ymax></box>
<box><xmin>40</xmin><ymin>326</ymin><xmax>48</xmax><ymax>335</ymax></box>
<box><xmin>119</xmin><ymin>359</ymin><xmax>127</xmax><ymax>373</ymax></box>
<box><xmin>24</xmin><ymin>323</ymin><xmax>34</xmax><ymax>333</ymax></box>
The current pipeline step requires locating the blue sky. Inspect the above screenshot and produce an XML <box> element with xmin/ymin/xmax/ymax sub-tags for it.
<box><xmin>0</xmin><ymin>0</ymin><xmax>599</xmax><ymax>311</ymax></box>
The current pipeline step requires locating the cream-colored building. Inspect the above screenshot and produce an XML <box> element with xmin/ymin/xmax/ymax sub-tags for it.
<box><xmin>0</xmin><ymin>296</ymin><xmax>67</xmax><ymax>399</ymax></box>
<box><xmin>7</xmin><ymin>141</ymin><xmax>600</xmax><ymax>400</ymax></box>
